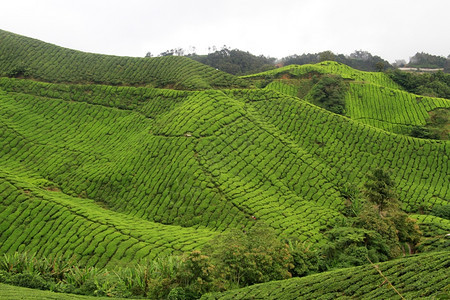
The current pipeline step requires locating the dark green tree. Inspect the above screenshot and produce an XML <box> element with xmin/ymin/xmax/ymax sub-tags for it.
<box><xmin>363</xmin><ymin>168</ymin><xmax>397</xmax><ymax>213</ymax></box>
<box><xmin>204</xmin><ymin>223</ymin><xmax>293</xmax><ymax>288</ymax></box>
<box><xmin>319</xmin><ymin>50</ymin><xmax>335</xmax><ymax>62</ymax></box>
<box><xmin>308</xmin><ymin>75</ymin><xmax>347</xmax><ymax>115</ymax></box>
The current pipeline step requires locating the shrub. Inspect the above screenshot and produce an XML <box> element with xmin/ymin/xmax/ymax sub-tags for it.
<box><xmin>307</xmin><ymin>75</ymin><xmax>347</xmax><ymax>115</ymax></box>
<box><xmin>204</xmin><ymin>223</ymin><xmax>293</xmax><ymax>288</ymax></box>
<box><xmin>430</xmin><ymin>204</ymin><xmax>450</xmax><ymax>219</ymax></box>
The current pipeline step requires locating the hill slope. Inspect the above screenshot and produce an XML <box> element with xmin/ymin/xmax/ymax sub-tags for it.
<box><xmin>0</xmin><ymin>29</ymin><xmax>247</xmax><ymax>89</ymax></box>
<box><xmin>257</xmin><ymin>63</ymin><xmax>450</xmax><ymax>137</ymax></box>
<box><xmin>0</xmin><ymin>30</ymin><xmax>448</xmax><ymax>293</ymax></box>
<box><xmin>243</xmin><ymin>61</ymin><xmax>401</xmax><ymax>89</ymax></box>
<box><xmin>202</xmin><ymin>251</ymin><xmax>450</xmax><ymax>299</ymax></box>
<box><xmin>1</xmin><ymin>75</ymin><xmax>448</xmax><ymax>267</ymax></box>
<box><xmin>0</xmin><ymin>283</ymin><xmax>123</xmax><ymax>300</ymax></box>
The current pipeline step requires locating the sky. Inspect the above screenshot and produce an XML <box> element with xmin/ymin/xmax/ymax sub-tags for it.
<box><xmin>1</xmin><ymin>0</ymin><xmax>449</xmax><ymax>63</ymax></box>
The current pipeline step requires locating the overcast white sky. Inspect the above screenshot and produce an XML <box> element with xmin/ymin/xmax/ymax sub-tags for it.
<box><xmin>1</xmin><ymin>0</ymin><xmax>449</xmax><ymax>63</ymax></box>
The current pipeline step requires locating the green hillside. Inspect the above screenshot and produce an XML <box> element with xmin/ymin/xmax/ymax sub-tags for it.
<box><xmin>258</xmin><ymin>63</ymin><xmax>449</xmax><ymax>138</ymax></box>
<box><xmin>1</xmin><ymin>75</ymin><xmax>448</xmax><ymax>262</ymax></box>
<box><xmin>0</xmin><ymin>169</ymin><xmax>216</xmax><ymax>268</ymax></box>
<box><xmin>0</xmin><ymin>29</ymin><xmax>248</xmax><ymax>89</ymax></box>
<box><xmin>0</xmin><ymin>30</ymin><xmax>449</xmax><ymax>299</ymax></box>
<box><xmin>202</xmin><ymin>250</ymin><xmax>450</xmax><ymax>299</ymax></box>
<box><xmin>0</xmin><ymin>283</ymin><xmax>125</xmax><ymax>300</ymax></box>
<box><xmin>345</xmin><ymin>82</ymin><xmax>450</xmax><ymax>136</ymax></box>
<box><xmin>243</xmin><ymin>61</ymin><xmax>401</xmax><ymax>89</ymax></box>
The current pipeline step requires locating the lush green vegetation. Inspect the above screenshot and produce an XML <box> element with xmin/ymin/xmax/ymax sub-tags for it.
<box><xmin>0</xmin><ymin>29</ymin><xmax>248</xmax><ymax>89</ymax></box>
<box><xmin>188</xmin><ymin>47</ymin><xmax>276</xmax><ymax>75</ymax></box>
<box><xmin>345</xmin><ymin>82</ymin><xmax>450</xmax><ymax>136</ymax></box>
<box><xmin>243</xmin><ymin>61</ymin><xmax>401</xmax><ymax>89</ymax></box>
<box><xmin>0</xmin><ymin>225</ymin><xmax>294</xmax><ymax>298</ymax></box>
<box><xmin>202</xmin><ymin>250</ymin><xmax>450</xmax><ymax>299</ymax></box>
<box><xmin>1</xmin><ymin>74</ymin><xmax>447</xmax><ymax>256</ymax></box>
<box><xmin>249</xmin><ymin>62</ymin><xmax>450</xmax><ymax>138</ymax></box>
<box><xmin>0</xmin><ymin>283</ymin><xmax>122</xmax><ymax>300</ymax></box>
<box><xmin>0</xmin><ymin>30</ymin><xmax>448</xmax><ymax>299</ymax></box>
<box><xmin>304</xmin><ymin>75</ymin><xmax>347</xmax><ymax>115</ymax></box>
<box><xmin>406</xmin><ymin>52</ymin><xmax>449</xmax><ymax>70</ymax></box>
<box><xmin>281</xmin><ymin>50</ymin><xmax>392</xmax><ymax>72</ymax></box>
<box><xmin>387</xmin><ymin>69</ymin><xmax>450</xmax><ymax>99</ymax></box>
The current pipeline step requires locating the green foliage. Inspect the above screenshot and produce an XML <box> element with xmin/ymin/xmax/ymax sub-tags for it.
<box><xmin>177</xmin><ymin>251</ymin><xmax>217</xmax><ymax>298</ymax></box>
<box><xmin>424</xmin><ymin>108</ymin><xmax>449</xmax><ymax>140</ymax></box>
<box><xmin>345</xmin><ymin>82</ymin><xmax>450</xmax><ymax>136</ymax></box>
<box><xmin>318</xmin><ymin>169</ymin><xmax>422</xmax><ymax>270</ymax></box>
<box><xmin>243</xmin><ymin>61</ymin><xmax>400</xmax><ymax>89</ymax></box>
<box><xmin>202</xmin><ymin>251</ymin><xmax>450</xmax><ymax>300</ymax></box>
<box><xmin>389</xmin><ymin>211</ymin><xmax>421</xmax><ymax>246</ymax></box>
<box><xmin>281</xmin><ymin>50</ymin><xmax>392</xmax><ymax>72</ymax></box>
<box><xmin>321</xmin><ymin>226</ymin><xmax>389</xmax><ymax>268</ymax></box>
<box><xmin>407</xmin><ymin>52</ymin><xmax>448</xmax><ymax>69</ymax></box>
<box><xmin>6</xmin><ymin>63</ymin><xmax>31</xmax><ymax>78</ymax></box>
<box><xmin>363</xmin><ymin>168</ymin><xmax>397</xmax><ymax>213</ymax></box>
<box><xmin>0</xmin><ymin>29</ymin><xmax>248</xmax><ymax>89</ymax></box>
<box><xmin>0</xmin><ymin>31</ymin><xmax>447</xmax><ymax>300</ymax></box>
<box><xmin>430</xmin><ymin>204</ymin><xmax>450</xmax><ymax>219</ymax></box>
<box><xmin>189</xmin><ymin>48</ymin><xmax>276</xmax><ymax>75</ymax></box>
<box><xmin>204</xmin><ymin>224</ymin><xmax>293</xmax><ymax>288</ymax></box>
<box><xmin>286</xmin><ymin>241</ymin><xmax>321</xmax><ymax>277</ymax></box>
<box><xmin>409</xmin><ymin>125</ymin><xmax>440</xmax><ymax>139</ymax></box>
<box><xmin>387</xmin><ymin>69</ymin><xmax>450</xmax><ymax>99</ymax></box>
<box><xmin>306</xmin><ymin>74</ymin><xmax>347</xmax><ymax>115</ymax></box>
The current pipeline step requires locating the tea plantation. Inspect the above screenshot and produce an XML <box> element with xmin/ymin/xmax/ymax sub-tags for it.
<box><xmin>0</xmin><ymin>30</ymin><xmax>448</xmax><ymax>298</ymax></box>
<box><xmin>202</xmin><ymin>250</ymin><xmax>449</xmax><ymax>299</ymax></box>
<box><xmin>0</xmin><ymin>29</ymin><xmax>248</xmax><ymax>89</ymax></box>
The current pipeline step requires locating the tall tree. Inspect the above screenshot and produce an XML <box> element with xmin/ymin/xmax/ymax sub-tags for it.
<box><xmin>363</xmin><ymin>168</ymin><xmax>397</xmax><ymax>214</ymax></box>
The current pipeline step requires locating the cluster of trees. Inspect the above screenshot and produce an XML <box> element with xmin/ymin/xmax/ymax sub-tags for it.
<box><xmin>145</xmin><ymin>45</ymin><xmax>449</xmax><ymax>76</ymax></box>
<box><xmin>188</xmin><ymin>47</ymin><xmax>276</xmax><ymax>76</ymax></box>
<box><xmin>306</xmin><ymin>74</ymin><xmax>347</xmax><ymax>115</ymax></box>
<box><xmin>281</xmin><ymin>50</ymin><xmax>391</xmax><ymax>72</ymax></box>
<box><xmin>387</xmin><ymin>69</ymin><xmax>450</xmax><ymax>99</ymax></box>
<box><xmin>146</xmin><ymin>46</ymin><xmax>276</xmax><ymax>76</ymax></box>
<box><xmin>292</xmin><ymin>168</ymin><xmax>421</xmax><ymax>275</ymax></box>
<box><xmin>409</xmin><ymin>108</ymin><xmax>449</xmax><ymax>140</ymax></box>
<box><xmin>406</xmin><ymin>52</ymin><xmax>450</xmax><ymax>70</ymax></box>
<box><xmin>0</xmin><ymin>169</ymin><xmax>422</xmax><ymax>299</ymax></box>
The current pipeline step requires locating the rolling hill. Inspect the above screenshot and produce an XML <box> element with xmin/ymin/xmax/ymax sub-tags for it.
<box><xmin>0</xmin><ymin>29</ymin><xmax>248</xmax><ymax>89</ymax></box>
<box><xmin>248</xmin><ymin>61</ymin><xmax>449</xmax><ymax>138</ymax></box>
<box><xmin>202</xmin><ymin>250</ymin><xmax>450</xmax><ymax>299</ymax></box>
<box><xmin>0</xmin><ymin>30</ymin><xmax>448</xmax><ymax>298</ymax></box>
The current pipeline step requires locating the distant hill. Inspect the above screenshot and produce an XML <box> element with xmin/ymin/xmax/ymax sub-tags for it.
<box><xmin>407</xmin><ymin>52</ymin><xmax>449</xmax><ymax>70</ymax></box>
<box><xmin>250</xmin><ymin>62</ymin><xmax>450</xmax><ymax>137</ymax></box>
<box><xmin>281</xmin><ymin>50</ymin><xmax>392</xmax><ymax>72</ymax></box>
<box><xmin>188</xmin><ymin>48</ymin><xmax>276</xmax><ymax>75</ymax></box>
<box><xmin>243</xmin><ymin>61</ymin><xmax>400</xmax><ymax>89</ymax></box>
<box><xmin>0</xmin><ymin>29</ymin><xmax>248</xmax><ymax>89</ymax></box>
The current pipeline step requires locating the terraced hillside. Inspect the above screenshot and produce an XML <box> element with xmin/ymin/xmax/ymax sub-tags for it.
<box><xmin>254</xmin><ymin>62</ymin><xmax>450</xmax><ymax>136</ymax></box>
<box><xmin>244</xmin><ymin>61</ymin><xmax>401</xmax><ymax>89</ymax></box>
<box><xmin>202</xmin><ymin>251</ymin><xmax>450</xmax><ymax>299</ymax></box>
<box><xmin>1</xmin><ymin>74</ymin><xmax>448</xmax><ymax>265</ymax></box>
<box><xmin>0</xmin><ymin>31</ymin><xmax>448</xmax><ymax>298</ymax></box>
<box><xmin>345</xmin><ymin>83</ymin><xmax>450</xmax><ymax>135</ymax></box>
<box><xmin>0</xmin><ymin>283</ymin><xmax>123</xmax><ymax>300</ymax></box>
<box><xmin>0</xmin><ymin>29</ymin><xmax>248</xmax><ymax>89</ymax></box>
